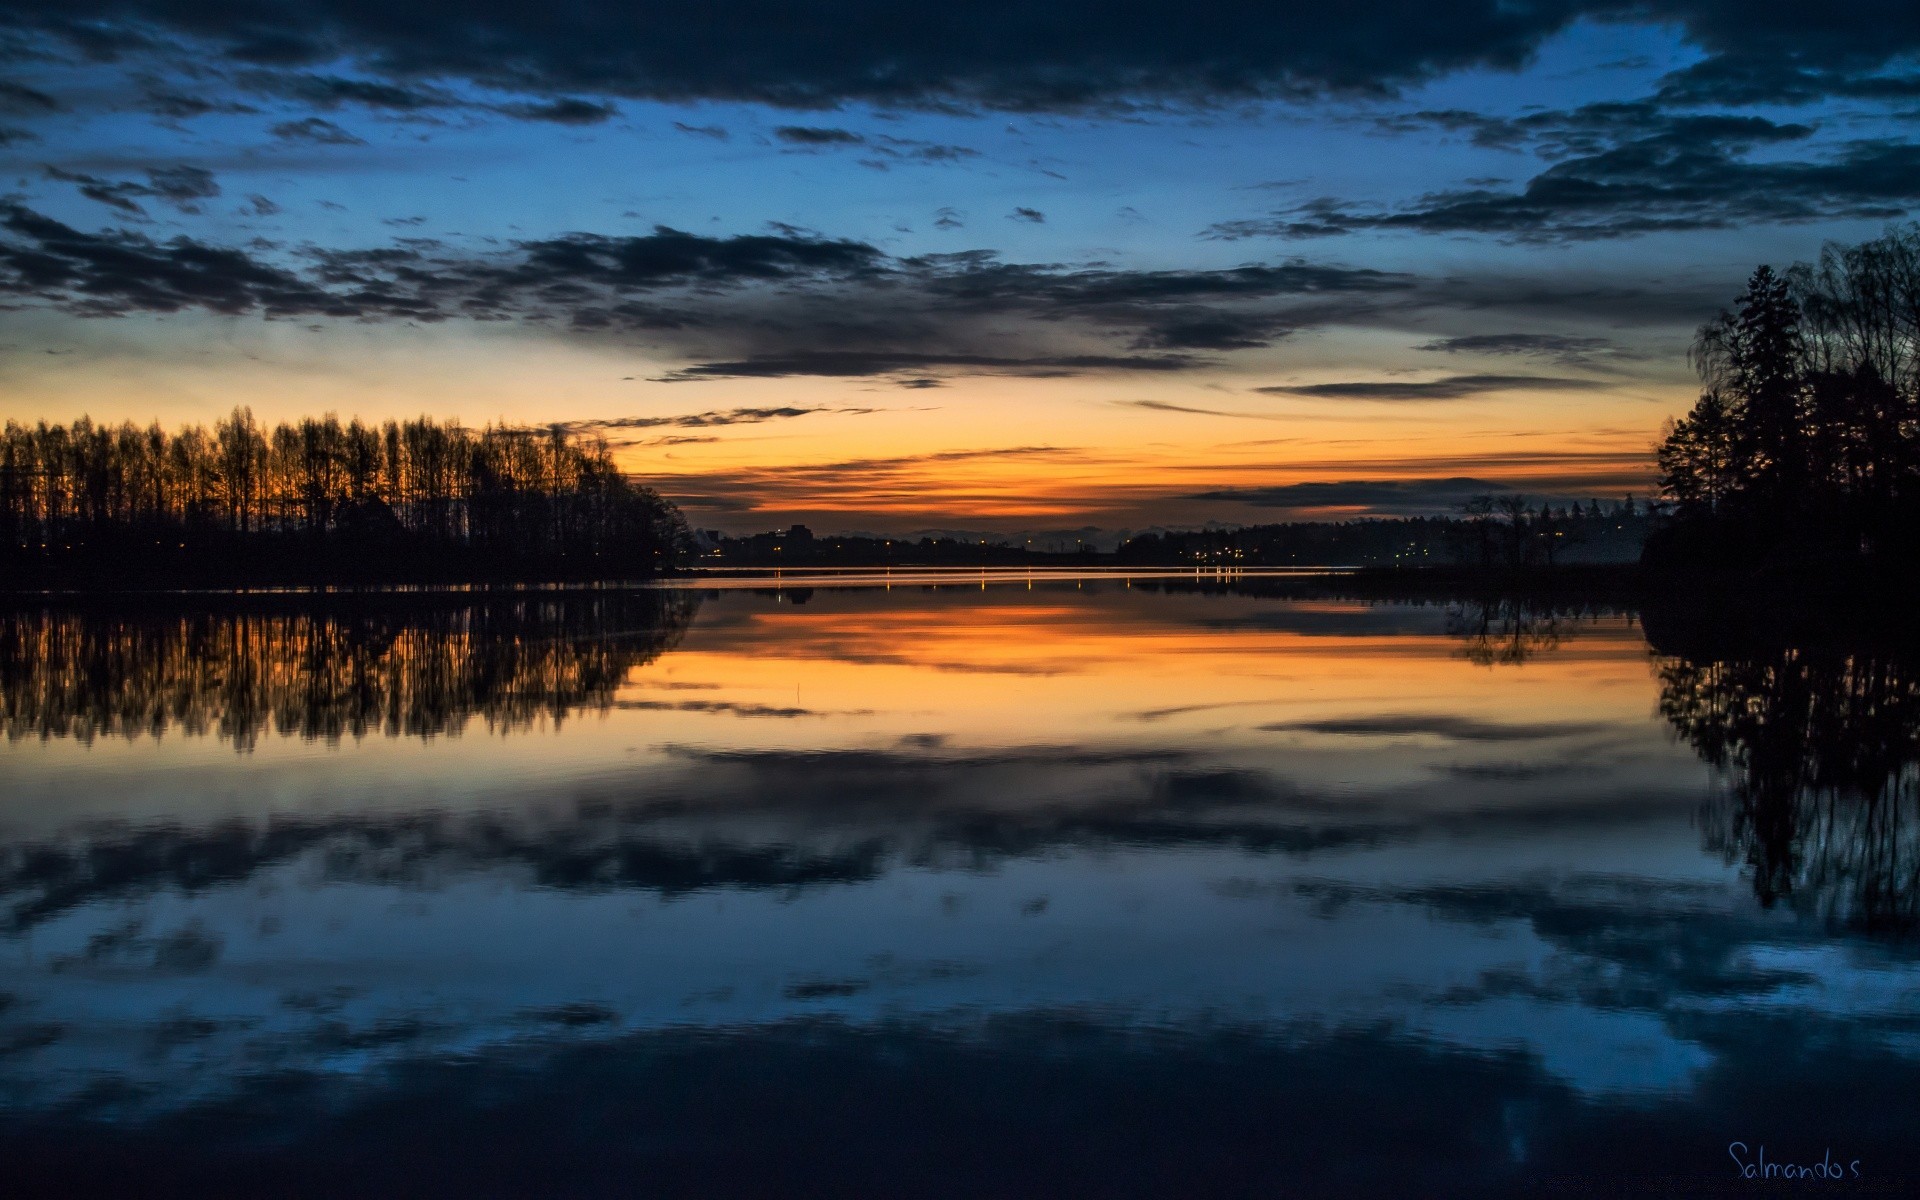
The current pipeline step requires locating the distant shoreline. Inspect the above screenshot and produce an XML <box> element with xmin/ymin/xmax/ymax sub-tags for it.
<box><xmin>0</xmin><ymin>561</ymin><xmax>1632</xmax><ymax>601</ymax></box>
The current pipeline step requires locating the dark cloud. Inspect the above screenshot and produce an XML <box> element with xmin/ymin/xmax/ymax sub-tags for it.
<box><xmin>139</xmin><ymin>90</ymin><xmax>258</xmax><ymax>118</ymax></box>
<box><xmin>1121</xmin><ymin>399</ymin><xmax>1285</xmax><ymax>419</ymax></box>
<box><xmin>1009</xmin><ymin>207</ymin><xmax>1046</xmax><ymax>223</ymax></box>
<box><xmin>0</xmin><ymin>2</ymin><xmax>1596</xmax><ymax>113</ymax></box>
<box><xmin>1184</xmin><ymin>477</ymin><xmax>1524</xmax><ymax>513</ymax></box>
<box><xmin>6</xmin><ymin>194</ymin><xmax>1650</xmax><ymax>385</ymax></box>
<box><xmin>145</xmin><ymin>165</ymin><xmax>219</xmax><ymax>203</ymax></box>
<box><xmin>43</xmin><ymin>165</ymin><xmax>219</xmax><ymax>216</ymax></box>
<box><xmin>672</xmin><ymin>121</ymin><xmax>729</xmax><ymax>140</ymax></box>
<box><xmin>497</xmin><ymin>97</ymin><xmax>617</xmax><ymax>124</ymax></box>
<box><xmin>0</xmin><ymin>202</ymin><xmax>350</xmax><ymax>316</ymax></box>
<box><xmin>1217</xmin><ymin>118</ymin><xmax>1920</xmax><ymax>242</ymax></box>
<box><xmin>1424</xmin><ymin>270</ymin><xmax>1735</xmax><ymax>327</ymax></box>
<box><xmin>500</xmin><ymin>226</ymin><xmax>886</xmax><ymax>291</ymax></box>
<box><xmin>1417</xmin><ymin>332</ymin><xmax>1635</xmax><ymax>367</ymax></box>
<box><xmin>0</xmin><ymin>209</ymin><xmax>871</xmax><ymax>321</ymax></box>
<box><xmin>0</xmin><ymin>80</ymin><xmax>62</xmax><ymax>114</ymax></box>
<box><xmin>265</xmin><ymin>72</ymin><xmax>449</xmax><ymax>111</ymax></box>
<box><xmin>1256</xmin><ymin>373</ymin><xmax>1606</xmax><ymax>401</ymax></box>
<box><xmin>770</xmin><ymin>126</ymin><xmax>977</xmax><ymax>169</ymax></box>
<box><xmin>1128</xmin><ymin>313</ymin><xmax>1279</xmax><ymax>350</ymax></box>
<box><xmin>215</xmin><ymin>69</ymin><xmax>621</xmax><ymax>126</ymax></box>
<box><xmin>775</xmin><ymin>125</ymin><xmax>864</xmax><ymax>145</ymax></box>
<box><xmin>563</xmin><ymin>406</ymin><xmax>869</xmax><ymax>432</ymax></box>
<box><xmin>0</xmin><ymin>125</ymin><xmax>38</xmax><ymax>146</ymax></box>
<box><xmin>269</xmin><ymin>116</ymin><xmax>365</xmax><ymax>144</ymax></box>
<box><xmin>653</xmin><ymin>350</ymin><xmax>1195</xmax><ymax>381</ymax></box>
<box><xmin>1375</xmin><ymin>101</ymin><xmax>1808</xmax><ymax>162</ymax></box>
<box><xmin>1418</xmin><ymin>333</ymin><xmax>1615</xmax><ymax>357</ymax></box>
<box><xmin>886</xmin><ymin>142</ymin><xmax>976</xmax><ymax>162</ymax></box>
<box><xmin>661</xmin><ymin>492</ymin><xmax>758</xmax><ymax>512</ymax></box>
<box><xmin>0</xmin><ymin>195</ymin><xmax>1439</xmax><ymax>378</ymax></box>
<box><xmin>13</xmin><ymin>1</ymin><xmax>1920</xmax><ymax>116</ymax></box>
<box><xmin>44</xmin><ymin>167</ymin><xmax>149</xmax><ymax>216</ymax></box>
<box><xmin>900</xmin><ymin>254</ymin><xmax>1411</xmax><ymax>354</ymax></box>
<box><xmin>1653</xmin><ymin>57</ymin><xmax>1920</xmax><ymax>106</ymax></box>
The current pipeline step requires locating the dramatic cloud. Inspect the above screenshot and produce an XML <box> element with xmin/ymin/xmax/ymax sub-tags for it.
<box><xmin>563</xmin><ymin>406</ymin><xmax>872</xmax><ymax>433</ymax></box>
<box><xmin>0</xmin><ymin>2</ymin><xmax>1600</xmax><ymax>113</ymax></box>
<box><xmin>261</xmin><ymin>73</ymin><xmax>451</xmax><ymax>111</ymax></box>
<box><xmin>1257</xmin><ymin>374</ymin><xmax>1607</xmax><ymax>401</ymax></box>
<box><xmin>139</xmin><ymin>90</ymin><xmax>258</xmax><ymax>118</ymax></box>
<box><xmin>1418</xmin><ymin>333</ymin><xmax>1616</xmax><ymax>357</ymax></box>
<box><xmin>1120</xmin><ymin>399</ymin><xmax>1288</xmax><ymax>419</ymax></box>
<box><xmin>43</xmin><ymin>165</ymin><xmax>219</xmax><ymax>216</ymax></box>
<box><xmin>269</xmin><ymin>116</ymin><xmax>365</xmax><ymax>144</ymax></box>
<box><xmin>0</xmin><ymin>81</ymin><xmax>61</xmax><ymax>114</ymax></box>
<box><xmin>1653</xmin><ymin>58</ymin><xmax>1920</xmax><ymax>107</ymax></box>
<box><xmin>1218</xmin><ymin>117</ymin><xmax>1920</xmax><ymax>242</ymax></box>
<box><xmin>1185</xmin><ymin>477</ymin><xmax>1529</xmax><ymax>513</ymax></box>
<box><xmin>0</xmin><ymin>203</ymin><xmax>348</xmax><ymax>316</ymax></box>
<box><xmin>1417</xmin><ymin>333</ymin><xmax>1636</xmax><ymax>367</ymax></box>
<box><xmin>769</xmin><ymin>126</ymin><xmax>979</xmax><ymax>168</ymax></box>
<box><xmin>652</xmin><ymin>351</ymin><xmax>1194</xmax><ymax>381</ymax></box>
<box><xmin>0</xmin><ymin>202</ymin><xmax>1428</xmax><ymax>380</ymax></box>
<box><xmin>775</xmin><ymin>126</ymin><xmax>863</xmax><ymax>145</ymax></box>
<box><xmin>492</xmin><ymin>97</ymin><xmax>618</xmax><ymax>124</ymax></box>
<box><xmin>10</xmin><ymin>1</ymin><xmax>1920</xmax><ymax>115</ymax></box>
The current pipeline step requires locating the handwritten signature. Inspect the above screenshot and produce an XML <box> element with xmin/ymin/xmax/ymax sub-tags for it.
<box><xmin>1729</xmin><ymin>1142</ymin><xmax>1860</xmax><ymax>1181</ymax></box>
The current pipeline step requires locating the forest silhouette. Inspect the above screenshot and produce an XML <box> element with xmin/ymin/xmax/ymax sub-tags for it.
<box><xmin>0</xmin><ymin>410</ymin><xmax>691</xmax><ymax>585</ymax></box>
<box><xmin>1653</xmin><ymin>226</ymin><xmax>1920</xmax><ymax>575</ymax></box>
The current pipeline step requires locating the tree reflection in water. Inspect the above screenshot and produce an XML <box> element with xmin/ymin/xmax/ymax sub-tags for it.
<box><xmin>0</xmin><ymin>590</ymin><xmax>699</xmax><ymax>750</ymax></box>
<box><xmin>1648</xmin><ymin>608</ymin><xmax>1920</xmax><ymax>936</ymax></box>
<box><xmin>1444</xmin><ymin>596</ymin><xmax>1636</xmax><ymax>667</ymax></box>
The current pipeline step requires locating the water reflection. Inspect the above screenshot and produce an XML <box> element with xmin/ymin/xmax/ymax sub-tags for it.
<box><xmin>1446</xmin><ymin>596</ymin><xmax>1594</xmax><ymax>666</ymax></box>
<box><xmin>0</xmin><ymin>577</ymin><xmax>1915</xmax><ymax>1195</ymax></box>
<box><xmin>1649</xmin><ymin>621</ymin><xmax>1920</xmax><ymax>937</ymax></box>
<box><xmin>0</xmin><ymin>591</ymin><xmax>698</xmax><ymax>749</ymax></box>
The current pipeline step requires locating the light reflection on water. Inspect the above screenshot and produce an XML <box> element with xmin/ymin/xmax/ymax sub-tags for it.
<box><xmin>1</xmin><ymin>574</ymin><xmax>1915</xmax><ymax>1195</ymax></box>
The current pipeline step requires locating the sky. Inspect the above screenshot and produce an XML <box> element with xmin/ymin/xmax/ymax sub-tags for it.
<box><xmin>2</xmin><ymin>1</ymin><xmax>1918</xmax><ymax>538</ymax></box>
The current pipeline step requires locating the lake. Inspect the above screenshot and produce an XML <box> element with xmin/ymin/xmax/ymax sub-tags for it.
<box><xmin>2</xmin><ymin>572</ymin><xmax>1915</xmax><ymax>1196</ymax></box>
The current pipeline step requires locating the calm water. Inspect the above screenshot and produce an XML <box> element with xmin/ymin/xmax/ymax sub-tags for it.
<box><xmin>1</xmin><ymin>574</ymin><xmax>1915</xmax><ymax>1197</ymax></box>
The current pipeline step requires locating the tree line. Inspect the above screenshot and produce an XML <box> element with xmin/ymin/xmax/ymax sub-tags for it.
<box><xmin>0</xmin><ymin>409</ymin><xmax>692</xmax><ymax>583</ymax></box>
<box><xmin>1117</xmin><ymin>498</ymin><xmax>1649</xmax><ymax>568</ymax></box>
<box><xmin>1654</xmin><ymin>226</ymin><xmax>1920</xmax><ymax>569</ymax></box>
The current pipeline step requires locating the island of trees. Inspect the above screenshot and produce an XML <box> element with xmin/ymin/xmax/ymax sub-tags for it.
<box><xmin>1</xmin><ymin>410</ymin><xmax>690</xmax><ymax>586</ymax></box>
<box><xmin>1651</xmin><ymin>226</ymin><xmax>1920</xmax><ymax>577</ymax></box>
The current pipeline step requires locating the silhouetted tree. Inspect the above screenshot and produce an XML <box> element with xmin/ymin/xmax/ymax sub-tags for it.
<box><xmin>1653</xmin><ymin>227</ymin><xmax>1920</xmax><ymax>568</ymax></box>
<box><xmin>0</xmin><ymin>411</ymin><xmax>692</xmax><ymax>582</ymax></box>
<box><xmin>1656</xmin><ymin>390</ymin><xmax>1738</xmax><ymax>515</ymax></box>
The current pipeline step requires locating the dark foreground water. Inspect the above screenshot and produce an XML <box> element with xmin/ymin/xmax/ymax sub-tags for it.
<box><xmin>1</xmin><ymin>573</ymin><xmax>1915</xmax><ymax>1197</ymax></box>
